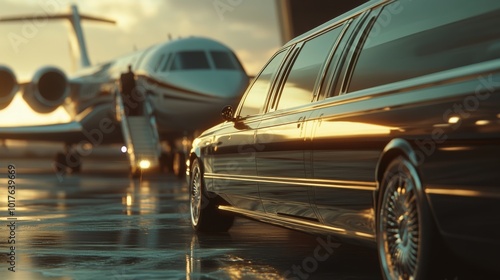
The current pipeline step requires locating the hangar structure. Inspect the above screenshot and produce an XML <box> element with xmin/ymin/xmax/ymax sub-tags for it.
<box><xmin>277</xmin><ymin>0</ymin><xmax>368</xmax><ymax>44</ymax></box>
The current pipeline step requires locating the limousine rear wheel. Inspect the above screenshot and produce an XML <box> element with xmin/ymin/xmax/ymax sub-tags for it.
<box><xmin>377</xmin><ymin>156</ymin><xmax>435</xmax><ymax>280</ymax></box>
<box><xmin>189</xmin><ymin>158</ymin><xmax>234</xmax><ymax>232</ymax></box>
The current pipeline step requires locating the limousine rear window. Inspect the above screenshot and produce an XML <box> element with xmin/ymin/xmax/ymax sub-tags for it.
<box><xmin>348</xmin><ymin>0</ymin><xmax>500</xmax><ymax>93</ymax></box>
<box><xmin>276</xmin><ymin>27</ymin><xmax>343</xmax><ymax>111</ymax></box>
<box><xmin>170</xmin><ymin>51</ymin><xmax>211</xmax><ymax>70</ymax></box>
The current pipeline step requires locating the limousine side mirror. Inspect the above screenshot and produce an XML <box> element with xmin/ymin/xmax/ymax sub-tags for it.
<box><xmin>221</xmin><ymin>105</ymin><xmax>235</xmax><ymax>122</ymax></box>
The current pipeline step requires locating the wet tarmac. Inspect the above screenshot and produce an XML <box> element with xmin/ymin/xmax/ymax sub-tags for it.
<box><xmin>0</xmin><ymin>155</ymin><xmax>384</xmax><ymax>280</ymax></box>
<box><xmin>0</xmin><ymin>155</ymin><xmax>494</xmax><ymax>279</ymax></box>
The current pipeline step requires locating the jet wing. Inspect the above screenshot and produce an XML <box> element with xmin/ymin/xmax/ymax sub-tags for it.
<box><xmin>0</xmin><ymin>122</ymin><xmax>84</xmax><ymax>143</ymax></box>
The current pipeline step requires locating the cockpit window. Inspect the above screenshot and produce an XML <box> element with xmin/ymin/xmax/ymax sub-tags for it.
<box><xmin>161</xmin><ymin>53</ymin><xmax>173</xmax><ymax>72</ymax></box>
<box><xmin>171</xmin><ymin>51</ymin><xmax>210</xmax><ymax>70</ymax></box>
<box><xmin>210</xmin><ymin>51</ymin><xmax>237</xmax><ymax>70</ymax></box>
<box><xmin>154</xmin><ymin>54</ymin><xmax>165</xmax><ymax>72</ymax></box>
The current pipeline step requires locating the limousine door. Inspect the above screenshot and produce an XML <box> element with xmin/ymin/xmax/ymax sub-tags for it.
<box><xmin>210</xmin><ymin>119</ymin><xmax>262</xmax><ymax>211</ymax></box>
<box><xmin>256</xmin><ymin>26</ymin><xmax>347</xmax><ymax>221</ymax></box>
<box><xmin>309</xmin><ymin>109</ymin><xmax>380</xmax><ymax>236</ymax></box>
<box><xmin>256</xmin><ymin>109</ymin><xmax>316</xmax><ymax>220</ymax></box>
<box><xmin>309</xmin><ymin>8</ymin><xmax>387</xmax><ymax>237</ymax></box>
<box><xmin>210</xmin><ymin>49</ymin><xmax>290</xmax><ymax>212</ymax></box>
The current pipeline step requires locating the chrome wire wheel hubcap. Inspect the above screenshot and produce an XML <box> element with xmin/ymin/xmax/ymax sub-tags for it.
<box><xmin>381</xmin><ymin>173</ymin><xmax>419</xmax><ymax>279</ymax></box>
<box><xmin>190</xmin><ymin>164</ymin><xmax>202</xmax><ymax>226</ymax></box>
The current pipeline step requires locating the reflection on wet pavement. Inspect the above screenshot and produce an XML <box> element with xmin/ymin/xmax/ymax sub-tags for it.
<box><xmin>0</xmin><ymin>159</ymin><xmax>382</xmax><ymax>280</ymax></box>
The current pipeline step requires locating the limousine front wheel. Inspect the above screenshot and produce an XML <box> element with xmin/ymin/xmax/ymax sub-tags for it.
<box><xmin>377</xmin><ymin>156</ymin><xmax>436</xmax><ymax>280</ymax></box>
<box><xmin>189</xmin><ymin>158</ymin><xmax>234</xmax><ymax>232</ymax></box>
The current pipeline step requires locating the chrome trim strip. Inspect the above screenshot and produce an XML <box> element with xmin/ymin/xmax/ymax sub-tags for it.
<box><xmin>312</xmin><ymin>60</ymin><xmax>500</xmax><ymax>112</ymax></box>
<box><xmin>425</xmin><ymin>188</ymin><xmax>500</xmax><ymax>199</ymax></box>
<box><xmin>218</xmin><ymin>205</ymin><xmax>376</xmax><ymax>239</ymax></box>
<box><xmin>206</xmin><ymin>173</ymin><xmax>376</xmax><ymax>191</ymax></box>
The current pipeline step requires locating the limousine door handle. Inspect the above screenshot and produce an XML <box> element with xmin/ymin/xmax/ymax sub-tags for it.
<box><xmin>317</xmin><ymin>114</ymin><xmax>324</xmax><ymax>127</ymax></box>
<box><xmin>297</xmin><ymin>116</ymin><xmax>306</xmax><ymax>128</ymax></box>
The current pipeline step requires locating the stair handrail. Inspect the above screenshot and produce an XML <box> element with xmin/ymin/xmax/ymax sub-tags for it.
<box><xmin>114</xmin><ymin>84</ymin><xmax>136</xmax><ymax>164</ymax></box>
<box><xmin>144</xmin><ymin>97</ymin><xmax>162</xmax><ymax>155</ymax></box>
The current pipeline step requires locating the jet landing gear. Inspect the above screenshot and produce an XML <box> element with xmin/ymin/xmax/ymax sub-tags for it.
<box><xmin>54</xmin><ymin>145</ymin><xmax>82</xmax><ymax>175</ymax></box>
<box><xmin>158</xmin><ymin>140</ymin><xmax>188</xmax><ymax>178</ymax></box>
<box><xmin>172</xmin><ymin>151</ymin><xmax>186</xmax><ymax>178</ymax></box>
<box><xmin>159</xmin><ymin>152</ymin><xmax>172</xmax><ymax>173</ymax></box>
<box><xmin>159</xmin><ymin>151</ymin><xmax>185</xmax><ymax>178</ymax></box>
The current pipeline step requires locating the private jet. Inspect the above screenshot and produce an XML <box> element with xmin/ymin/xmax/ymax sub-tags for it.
<box><xmin>0</xmin><ymin>5</ymin><xmax>249</xmax><ymax>177</ymax></box>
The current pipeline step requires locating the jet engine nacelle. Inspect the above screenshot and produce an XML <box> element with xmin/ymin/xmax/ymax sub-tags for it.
<box><xmin>22</xmin><ymin>66</ymin><xmax>69</xmax><ymax>113</ymax></box>
<box><xmin>0</xmin><ymin>65</ymin><xmax>18</xmax><ymax>110</ymax></box>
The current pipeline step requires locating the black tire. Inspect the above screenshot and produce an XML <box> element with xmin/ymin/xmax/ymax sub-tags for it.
<box><xmin>68</xmin><ymin>151</ymin><xmax>82</xmax><ymax>174</ymax></box>
<box><xmin>189</xmin><ymin>158</ymin><xmax>234</xmax><ymax>232</ymax></box>
<box><xmin>377</xmin><ymin>156</ymin><xmax>437</xmax><ymax>280</ymax></box>
<box><xmin>159</xmin><ymin>152</ymin><xmax>170</xmax><ymax>173</ymax></box>
<box><xmin>130</xmin><ymin>166</ymin><xmax>141</xmax><ymax>179</ymax></box>
<box><xmin>70</xmin><ymin>164</ymin><xmax>82</xmax><ymax>174</ymax></box>
<box><xmin>54</xmin><ymin>152</ymin><xmax>67</xmax><ymax>175</ymax></box>
<box><xmin>54</xmin><ymin>151</ymin><xmax>82</xmax><ymax>174</ymax></box>
<box><xmin>173</xmin><ymin>152</ymin><xmax>186</xmax><ymax>178</ymax></box>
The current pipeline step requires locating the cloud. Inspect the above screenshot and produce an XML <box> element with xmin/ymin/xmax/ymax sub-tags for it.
<box><xmin>0</xmin><ymin>0</ymin><xmax>281</xmax><ymax>76</ymax></box>
<box><xmin>76</xmin><ymin>0</ymin><xmax>165</xmax><ymax>30</ymax></box>
<box><xmin>0</xmin><ymin>0</ymin><xmax>283</xmax><ymax>126</ymax></box>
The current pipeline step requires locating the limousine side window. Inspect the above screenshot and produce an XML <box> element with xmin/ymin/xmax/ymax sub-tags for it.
<box><xmin>238</xmin><ymin>50</ymin><xmax>288</xmax><ymax>118</ymax></box>
<box><xmin>348</xmin><ymin>0</ymin><xmax>500</xmax><ymax>93</ymax></box>
<box><xmin>276</xmin><ymin>27</ymin><xmax>343</xmax><ymax>111</ymax></box>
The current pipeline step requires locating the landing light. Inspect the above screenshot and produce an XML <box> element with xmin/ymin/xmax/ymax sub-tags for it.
<box><xmin>121</xmin><ymin>146</ymin><xmax>127</xmax><ymax>153</ymax></box>
<box><xmin>139</xmin><ymin>160</ymin><xmax>151</xmax><ymax>169</ymax></box>
<box><xmin>448</xmin><ymin>116</ymin><xmax>460</xmax><ymax>124</ymax></box>
<box><xmin>475</xmin><ymin>120</ymin><xmax>490</xmax><ymax>126</ymax></box>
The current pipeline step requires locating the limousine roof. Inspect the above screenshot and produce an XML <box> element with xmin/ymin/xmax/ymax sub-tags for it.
<box><xmin>283</xmin><ymin>0</ymin><xmax>388</xmax><ymax>48</ymax></box>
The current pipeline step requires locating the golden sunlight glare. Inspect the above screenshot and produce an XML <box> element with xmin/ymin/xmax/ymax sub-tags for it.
<box><xmin>0</xmin><ymin>95</ymin><xmax>71</xmax><ymax>126</ymax></box>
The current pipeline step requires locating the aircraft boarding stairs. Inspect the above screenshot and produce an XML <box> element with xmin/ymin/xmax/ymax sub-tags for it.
<box><xmin>115</xmin><ymin>86</ymin><xmax>161</xmax><ymax>176</ymax></box>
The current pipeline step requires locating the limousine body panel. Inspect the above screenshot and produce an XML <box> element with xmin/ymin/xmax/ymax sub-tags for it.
<box><xmin>309</xmin><ymin>71</ymin><xmax>500</xmax><ymax>251</ymax></box>
<box><xmin>188</xmin><ymin>0</ymin><xmax>500</xmax><ymax>277</ymax></box>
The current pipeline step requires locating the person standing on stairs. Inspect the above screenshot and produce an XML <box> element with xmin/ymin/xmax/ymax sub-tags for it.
<box><xmin>120</xmin><ymin>64</ymin><xmax>144</xmax><ymax>116</ymax></box>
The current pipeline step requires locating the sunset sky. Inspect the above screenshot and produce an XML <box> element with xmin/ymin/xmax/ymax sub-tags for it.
<box><xmin>0</xmin><ymin>0</ymin><xmax>282</xmax><ymax>125</ymax></box>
